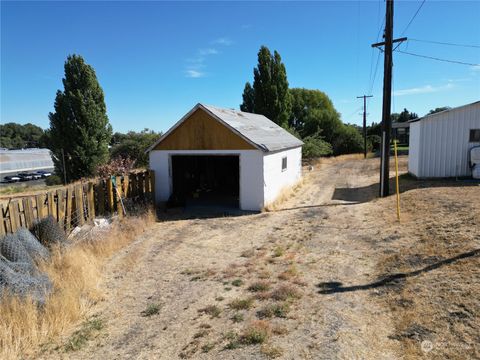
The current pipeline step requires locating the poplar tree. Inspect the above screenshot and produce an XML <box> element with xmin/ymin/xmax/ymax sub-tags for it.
<box><xmin>240</xmin><ymin>82</ymin><xmax>254</xmax><ymax>113</ymax></box>
<box><xmin>48</xmin><ymin>55</ymin><xmax>112</xmax><ymax>182</ymax></box>
<box><xmin>240</xmin><ymin>46</ymin><xmax>291</xmax><ymax>126</ymax></box>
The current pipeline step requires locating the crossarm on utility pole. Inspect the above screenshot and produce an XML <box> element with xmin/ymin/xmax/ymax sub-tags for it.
<box><xmin>356</xmin><ymin>95</ymin><xmax>373</xmax><ymax>159</ymax></box>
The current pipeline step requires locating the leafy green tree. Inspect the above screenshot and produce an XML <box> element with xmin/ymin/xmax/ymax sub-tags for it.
<box><xmin>110</xmin><ymin>129</ymin><xmax>161</xmax><ymax>167</ymax></box>
<box><xmin>0</xmin><ymin>123</ymin><xmax>47</xmax><ymax>149</ymax></box>
<box><xmin>332</xmin><ymin>125</ymin><xmax>364</xmax><ymax>155</ymax></box>
<box><xmin>302</xmin><ymin>134</ymin><xmax>333</xmax><ymax>158</ymax></box>
<box><xmin>428</xmin><ymin>106</ymin><xmax>450</xmax><ymax>115</ymax></box>
<box><xmin>240</xmin><ymin>82</ymin><xmax>255</xmax><ymax>112</ymax></box>
<box><xmin>241</xmin><ymin>46</ymin><xmax>291</xmax><ymax>125</ymax></box>
<box><xmin>289</xmin><ymin>88</ymin><xmax>342</xmax><ymax>143</ymax></box>
<box><xmin>48</xmin><ymin>54</ymin><xmax>112</xmax><ymax>182</ymax></box>
<box><xmin>367</xmin><ymin>122</ymin><xmax>381</xmax><ymax>137</ymax></box>
<box><xmin>392</xmin><ymin>108</ymin><xmax>418</xmax><ymax>123</ymax></box>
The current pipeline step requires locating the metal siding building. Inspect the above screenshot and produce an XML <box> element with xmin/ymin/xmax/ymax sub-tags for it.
<box><xmin>0</xmin><ymin>148</ymin><xmax>54</xmax><ymax>174</ymax></box>
<box><xmin>148</xmin><ymin>104</ymin><xmax>303</xmax><ymax>211</ymax></box>
<box><xmin>408</xmin><ymin>101</ymin><xmax>480</xmax><ymax>178</ymax></box>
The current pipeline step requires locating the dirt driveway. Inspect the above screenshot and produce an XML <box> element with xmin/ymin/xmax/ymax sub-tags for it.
<box><xmin>41</xmin><ymin>156</ymin><xmax>479</xmax><ymax>359</ymax></box>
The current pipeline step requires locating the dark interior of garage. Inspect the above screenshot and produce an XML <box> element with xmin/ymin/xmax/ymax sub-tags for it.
<box><xmin>170</xmin><ymin>155</ymin><xmax>239</xmax><ymax>208</ymax></box>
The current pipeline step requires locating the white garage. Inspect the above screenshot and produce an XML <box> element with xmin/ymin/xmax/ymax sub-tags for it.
<box><xmin>408</xmin><ymin>101</ymin><xmax>480</xmax><ymax>178</ymax></box>
<box><xmin>147</xmin><ymin>103</ymin><xmax>303</xmax><ymax>211</ymax></box>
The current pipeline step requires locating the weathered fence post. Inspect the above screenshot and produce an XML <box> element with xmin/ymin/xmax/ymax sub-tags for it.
<box><xmin>65</xmin><ymin>187</ymin><xmax>73</xmax><ymax>232</ymax></box>
<box><xmin>87</xmin><ymin>182</ymin><xmax>95</xmax><ymax>221</ymax></box>
<box><xmin>8</xmin><ymin>200</ymin><xmax>20</xmax><ymax>232</ymax></box>
<box><xmin>22</xmin><ymin>197</ymin><xmax>34</xmax><ymax>229</ymax></box>
<box><xmin>106</xmin><ymin>177</ymin><xmax>114</xmax><ymax>213</ymax></box>
<box><xmin>74</xmin><ymin>184</ymin><xmax>85</xmax><ymax>226</ymax></box>
<box><xmin>115</xmin><ymin>175</ymin><xmax>124</xmax><ymax>218</ymax></box>
<box><xmin>36</xmin><ymin>194</ymin><xmax>45</xmax><ymax>219</ymax></box>
<box><xmin>96</xmin><ymin>180</ymin><xmax>105</xmax><ymax>216</ymax></box>
<box><xmin>57</xmin><ymin>189</ymin><xmax>65</xmax><ymax>228</ymax></box>
<box><xmin>0</xmin><ymin>204</ymin><xmax>5</xmax><ymax>237</ymax></box>
<box><xmin>47</xmin><ymin>191</ymin><xmax>56</xmax><ymax>220</ymax></box>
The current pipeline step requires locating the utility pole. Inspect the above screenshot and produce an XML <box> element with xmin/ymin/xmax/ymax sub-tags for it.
<box><xmin>357</xmin><ymin>95</ymin><xmax>373</xmax><ymax>159</ymax></box>
<box><xmin>371</xmin><ymin>0</ymin><xmax>406</xmax><ymax>197</ymax></box>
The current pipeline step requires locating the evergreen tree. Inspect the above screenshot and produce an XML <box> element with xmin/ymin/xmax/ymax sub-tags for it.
<box><xmin>240</xmin><ymin>82</ymin><xmax>255</xmax><ymax>112</ymax></box>
<box><xmin>241</xmin><ymin>46</ymin><xmax>291</xmax><ymax>125</ymax></box>
<box><xmin>392</xmin><ymin>108</ymin><xmax>418</xmax><ymax>123</ymax></box>
<box><xmin>48</xmin><ymin>55</ymin><xmax>112</xmax><ymax>182</ymax></box>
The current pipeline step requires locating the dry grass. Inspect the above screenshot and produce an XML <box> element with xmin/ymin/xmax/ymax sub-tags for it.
<box><xmin>309</xmin><ymin>153</ymin><xmax>366</xmax><ymax>168</ymax></box>
<box><xmin>263</xmin><ymin>177</ymin><xmax>306</xmax><ymax>212</ymax></box>
<box><xmin>241</xmin><ymin>320</ymin><xmax>271</xmax><ymax>345</ymax></box>
<box><xmin>260</xmin><ymin>344</ymin><xmax>284</xmax><ymax>358</ymax></box>
<box><xmin>0</xmin><ymin>210</ymin><xmax>156</xmax><ymax>359</ymax></box>
<box><xmin>269</xmin><ymin>284</ymin><xmax>302</xmax><ymax>301</ymax></box>
<box><xmin>374</xmin><ymin>188</ymin><xmax>480</xmax><ymax>358</ymax></box>
<box><xmin>198</xmin><ymin>305</ymin><xmax>222</xmax><ymax>318</ymax></box>
<box><xmin>248</xmin><ymin>281</ymin><xmax>272</xmax><ymax>293</ymax></box>
<box><xmin>229</xmin><ymin>298</ymin><xmax>255</xmax><ymax>311</ymax></box>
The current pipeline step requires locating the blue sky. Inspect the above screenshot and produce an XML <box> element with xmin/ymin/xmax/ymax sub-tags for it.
<box><xmin>1</xmin><ymin>1</ymin><xmax>479</xmax><ymax>133</ymax></box>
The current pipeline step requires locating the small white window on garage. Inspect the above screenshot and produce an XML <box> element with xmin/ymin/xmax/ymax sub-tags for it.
<box><xmin>282</xmin><ymin>156</ymin><xmax>287</xmax><ymax>171</ymax></box>
<box><xmin>470</xmin><ymin>129</ymin><xmax>480</xmax><ymax>142</ymax></box>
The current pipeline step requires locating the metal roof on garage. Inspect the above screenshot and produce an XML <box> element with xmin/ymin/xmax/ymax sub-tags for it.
<box><xmin>148</xmin><ymin>103</ymin><xmax>304</xmax><ymax>153</ymax></box>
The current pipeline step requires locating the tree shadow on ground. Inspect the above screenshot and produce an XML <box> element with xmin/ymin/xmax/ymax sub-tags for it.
<box><xmin>332</xmin><ymin>174</ymin><xmax>479</xmax><ymax>204</ymax></box>
<box><xmin>317</xmin><ymin>248</ymin><xmax>480</xmax><ymax>295</ymax></box>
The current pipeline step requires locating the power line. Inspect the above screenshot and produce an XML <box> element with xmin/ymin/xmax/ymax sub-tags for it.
<box><xmin>409</xmin><ymin>38</ymin><xmax>480</xmax><ymax>49</ymax></box>
<box><xmin>396</xmin><ymin>50</ymin><xmax>480</xmax><ymax>66</ymax></box>
<box><xmin>368</xmin><ymin>50</ymin><xmax>382</xmax><ymax>95</ymax></box>
<box><xmin>401</xmin><ymin>0</ymin><xmax>426</xmax><ymax>36</ymax></box>
<box><xmin>367</xmin><ymin>0</ymin><xmax>385</xmax><ymax>94</ymax></box>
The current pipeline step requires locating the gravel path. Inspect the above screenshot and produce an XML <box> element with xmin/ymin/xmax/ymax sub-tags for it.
<box><xmin>42</xmin><ymin>158</ymin><xmax>402</xmax><ymax>359</ymax></box>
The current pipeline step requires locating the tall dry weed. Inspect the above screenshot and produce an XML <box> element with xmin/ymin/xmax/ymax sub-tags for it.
<box><xmin>263</xmin><ymin>178</ymin><xmax>306</xmax><ymax>212</ymax></box>
<box><xmin>0</xmin><ymin>210</ymin><xmax>155</xmax><ymax>359</ymax></box>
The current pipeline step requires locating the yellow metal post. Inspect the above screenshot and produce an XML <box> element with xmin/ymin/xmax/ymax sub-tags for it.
<box><xmin>394</xmin><ymin>140</ymin><xmax>401</xmax><ymax>221</ymax></box>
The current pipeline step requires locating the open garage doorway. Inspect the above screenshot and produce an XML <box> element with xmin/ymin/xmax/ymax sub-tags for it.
<box><xmin>170</xmin><ymin>155</ymin><xmax>240</xmax><ymax>209</ymax></box>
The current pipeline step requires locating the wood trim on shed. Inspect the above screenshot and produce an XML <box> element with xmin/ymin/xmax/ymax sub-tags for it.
<box><xmin>152</xmin><ymin>108</ymin><xmax>257</xmax><ymax>151</ymax></box>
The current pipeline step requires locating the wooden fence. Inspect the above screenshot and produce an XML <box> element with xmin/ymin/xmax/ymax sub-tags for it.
<box><xmin>0</xmin><ymin>170</ymin><xmax>155</xmax><ymax>236</ymax></box>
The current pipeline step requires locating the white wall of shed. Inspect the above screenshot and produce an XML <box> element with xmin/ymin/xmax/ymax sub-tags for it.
<box><xmin>149</xmin><ymin>149</ymin><xmax>265</xmax><ymax>211</ymax></box>
<box><xmin>408</xmin><ymin>121</ymin><xmax>421</xmax><ymax>176</ymax></box>
<box><xmin>263</xmin><ymin>147</ymin><xmax>302</xmax><ymax>205</ymax></box>
<box><xmin>415</xmin><ymin>103</ymin><xmax>480</xmax><ymax>178</ymax></box>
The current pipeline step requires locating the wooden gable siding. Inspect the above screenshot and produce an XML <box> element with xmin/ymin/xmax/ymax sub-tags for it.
<box><xmin>153</xmin><ymin>109</ymin><xmax>257</xmax><ymax>150</ymax></box>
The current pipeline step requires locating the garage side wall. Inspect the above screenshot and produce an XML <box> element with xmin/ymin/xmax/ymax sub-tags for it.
<box><xmin>149</xmin><ymin>149</ymin><xmax>265</xmax><ymax>211</ymax></box>
<box><xmin>263</xmin><ymin>147</ymin><xmax>302</xmax><ymax>205</ymax></box>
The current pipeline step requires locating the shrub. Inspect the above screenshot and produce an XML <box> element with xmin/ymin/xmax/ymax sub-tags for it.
<box><xmin>95</xmin><ymin>156</ymin><xmax>135</xmax><ymax>178</ymax></box>
<box><xmin>231</xmin><ymin>279</ymin><xmax>243</xmax><ymax>287</ymax></box>
<box><xmin>198</xmin><ymin>305</ymin><xmax>222</xmax><ymax>318</ymax></box>
<box><xmin>229</xmin><ymin>298</ymin><xmax>254</xmax><ymax>310</ymax></box>
<box><xmin>261</xmin><ymin>344</ymin><xmax>284</xmax><ymax>358</ymax></box>
<box><xmin>270</xmin><ymin>284</ymin><xmax>302</xmax><ymax>301</ymax></box>
<box><xmin>241</xmin><ymin>320</ymin><xmax>271</xmax><ymax>345</ymax></box>
<box><xmin>45</xmin><ymin>175</ymin><xmax>62</xmax><ymax>186</ymax></box>
<box><xmin>332</xmin><ymin>124</ymin><xmax>364</xmax><ymax>155</ymax></box>
<box><xmin>232</xmin><ymin>313</ymin><xmax>245</xmax><ymax>323</ymax></box>
<box><xmin>141</xmin><ymin>303</ymin><xmax>160</xmax><ymax>317</ymax></box>
<box><xmin>257</xmin><ymin>303</ymin><xmax>290</xmax><ymax>319</ymax></box>
<box><xmin>302</xmin><ymin>135</ymin><xmax>333</xmax><ymax>158</ymax></box>
<box><xmin>248</xmin><ymin>281</ymin><xmax>271</xmax><ymax>292</ymax></box>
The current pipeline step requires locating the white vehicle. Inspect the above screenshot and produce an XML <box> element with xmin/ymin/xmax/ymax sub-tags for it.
<box><xmin>3</xmin><ymin>176</ymin><xmax>21</xmax><ymax>183</ymax></box>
